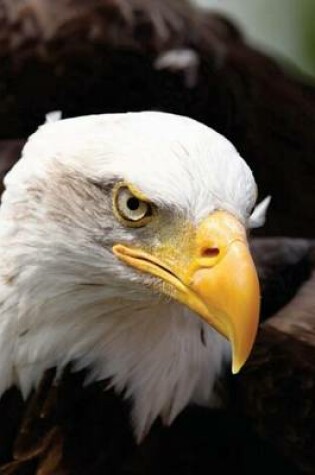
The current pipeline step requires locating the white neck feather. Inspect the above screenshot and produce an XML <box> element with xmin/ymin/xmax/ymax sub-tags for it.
<box><xmin>0</xmin><ymin>279</ymin><xmax>229</xmax><ymax>440</ymax></box>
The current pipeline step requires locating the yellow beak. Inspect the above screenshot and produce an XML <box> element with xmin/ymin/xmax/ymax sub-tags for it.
<box><xmin>113</xmin><ymin>211</ymin><xmax>260</xmax><ymax>373</ymax></box>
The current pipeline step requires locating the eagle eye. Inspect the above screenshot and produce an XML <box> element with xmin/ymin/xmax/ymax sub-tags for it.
<box><xmin>113</xmin><ymin>185</ymin><xmax>153</xmax><ymax>227</ymax></box>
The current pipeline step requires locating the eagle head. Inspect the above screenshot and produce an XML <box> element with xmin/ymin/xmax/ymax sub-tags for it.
<box><xmin>0</xmin><ymin>112</ymin><xmax>265</xmax><ymax>439</ymax></box>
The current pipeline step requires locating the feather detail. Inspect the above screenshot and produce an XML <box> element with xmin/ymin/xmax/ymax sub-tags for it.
<box><xmin>45</xmin><ymin>112</ymin><xmax>62</xmax><ymax>124</ymax></box>
<box><xmin>248</xmin><ymin>196</ymin><xmax>271</xmax><ymax>229</ymax></box>
<box><xmin>0</xmin><ymin>369</ymin><xmax>65</xmax><ymax>475</ymax></box>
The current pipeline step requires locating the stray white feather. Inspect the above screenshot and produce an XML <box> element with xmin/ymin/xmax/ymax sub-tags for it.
<box><xmin>45</xmin><ymin>110</ymin><xmax>62</xmax><ymax>123</ymax></box>
<box><xmin>154</xmin><ymin>48</ymin><xmax>200</xmax><ymax>88</ymax></box>
<box><xmin>248</xmin><ymin>196</ymin><xmax>271</xmax><ymax>229</ymax></box>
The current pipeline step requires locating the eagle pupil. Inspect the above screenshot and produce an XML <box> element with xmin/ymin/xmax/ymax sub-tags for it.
<box><xmin>127</xmin><ymin>197</ymin><xmax>140</xmax><ymax>211</ymax></box>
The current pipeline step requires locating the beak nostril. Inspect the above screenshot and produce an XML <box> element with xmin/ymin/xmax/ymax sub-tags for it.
<box><xmin>201</xmin><ymin>247</ymin><xmax>220</xmax><ymax>258</ymax></box>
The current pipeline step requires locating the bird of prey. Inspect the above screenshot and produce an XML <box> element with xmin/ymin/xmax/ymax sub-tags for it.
<box><xmin>0</xmin><ymin>111</ymin><xmax>265</xmax><ymax>473</ymax></box>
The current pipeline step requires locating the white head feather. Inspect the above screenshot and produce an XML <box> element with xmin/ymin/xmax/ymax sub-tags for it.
<box><xmin>0</xmin><ymin>111</ymin><xmax>260</xmax><ymax>439</ymax></box>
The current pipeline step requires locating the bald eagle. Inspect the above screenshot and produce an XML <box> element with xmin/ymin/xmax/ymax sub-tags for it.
<box><xmin>0</xmin><ymin>112</ymin><xmax>265</xmax><ymax>473</ymax></box>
